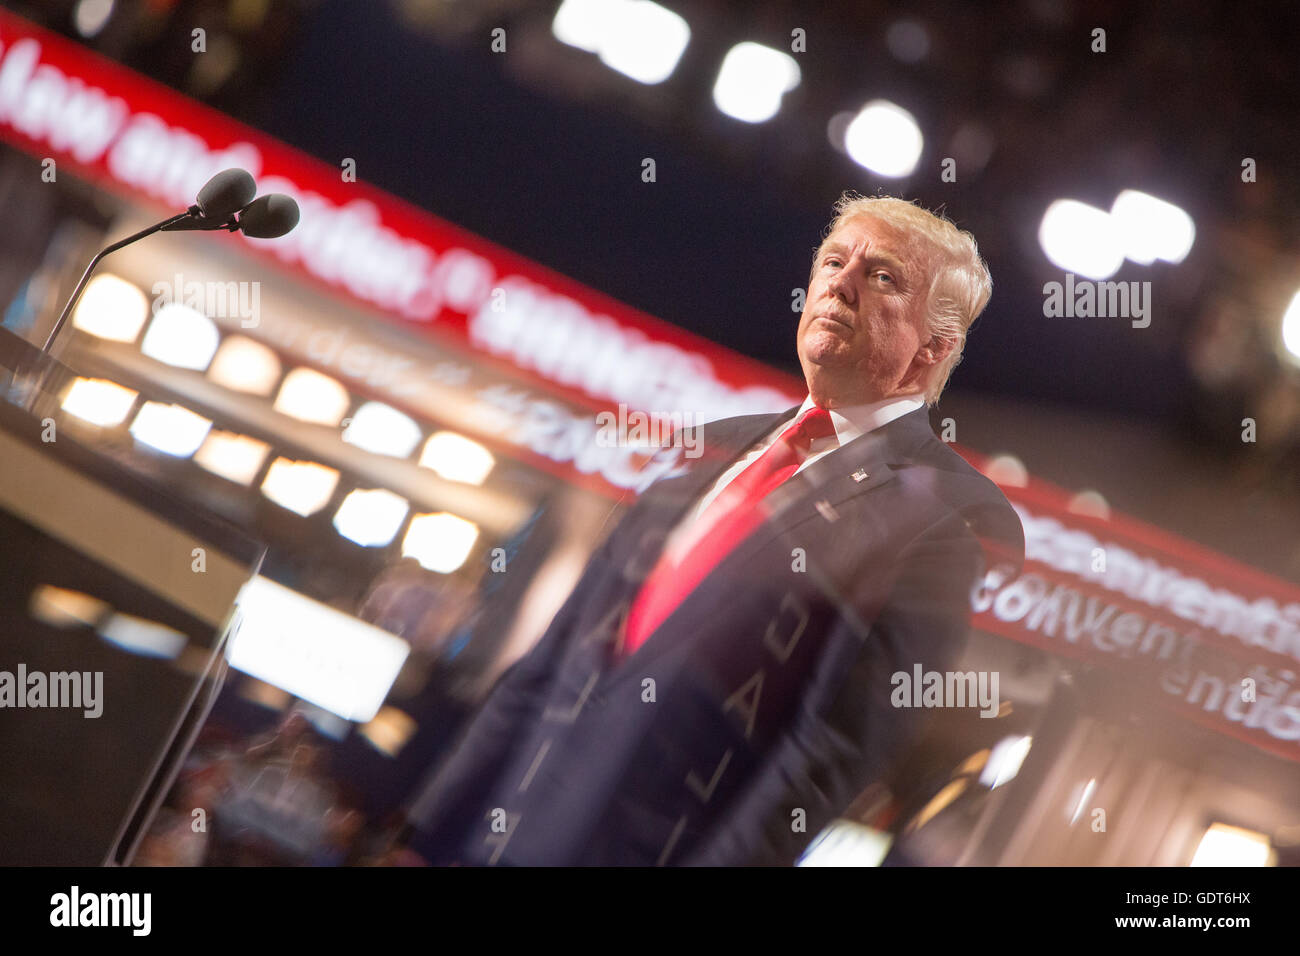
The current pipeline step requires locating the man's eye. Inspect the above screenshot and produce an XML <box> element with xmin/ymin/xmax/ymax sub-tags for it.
<box><xmin>875</xmin><ymin>272</ymin><xmax>895</xmax><ymax>284</ymax></box>
<box><xmin>824</xmin><ymin>258</ymin><xmax>842</xmax><ymax>268</ymax></box>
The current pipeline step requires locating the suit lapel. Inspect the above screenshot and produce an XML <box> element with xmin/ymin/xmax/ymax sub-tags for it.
<box><xmin>699</xmin><ymin>405</ymin><xmax>935</xmax><ymax>561</ymax></box>
<box><xmin>602</xmin><ymin>405</ymin><xmax>938</xmax><ymax>677</ymax></box>
<box><xmin>634</xmin><ymin>406</ymin><xmax>799</xmax><ymax>527</ymax></box>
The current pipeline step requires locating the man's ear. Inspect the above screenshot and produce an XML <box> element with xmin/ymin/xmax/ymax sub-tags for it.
<box><xmin>916</xmin><ymin>334</ymin><xmax>957</xmax><ymax>367</ymax></box>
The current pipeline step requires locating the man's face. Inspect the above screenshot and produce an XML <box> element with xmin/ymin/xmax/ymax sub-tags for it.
<box><xmin>797</xmin><ymin>214</ymin><xmax>935</xmax><ymax>406</ymax></box>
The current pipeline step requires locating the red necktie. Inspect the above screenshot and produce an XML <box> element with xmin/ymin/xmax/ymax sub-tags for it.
<box><xmin>622</xmin><ymin>406</ymin><xmax>837</xmax><ymax>654</ymax></box>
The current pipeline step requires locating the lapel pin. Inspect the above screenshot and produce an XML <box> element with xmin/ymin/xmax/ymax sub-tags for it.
<box><xmin>815</xmin><ymin>499</ymin><xmax>840</xmax><ymax>522</ymax></box>
<box><xmin>851</xmin><ymin>468</ymin><xmax>869</xmax><ymax>483</ymax></box>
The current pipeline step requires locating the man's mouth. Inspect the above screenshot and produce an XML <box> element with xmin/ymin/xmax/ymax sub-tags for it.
<box><xmin>815</xmin><ymin>313</ymin><xmax>853</xmax><ymax>331</ymax></box>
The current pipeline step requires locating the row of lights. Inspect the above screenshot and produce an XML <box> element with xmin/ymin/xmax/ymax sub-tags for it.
<box><xmin>63</xmin><ymin>274</ymin><xmax>498</xmax><ymax>573</ymax></box>
<box><xmin>1038</xmin><ymin>192</ymin><xmax>1300</xmax><ymax>366</ymax></box>
<box><xmin>61</xmin><ymin>376</ymin><xmax>479</xmax><ymax>573</ymax></box>
<box><xmin>70</xmin><ymin>274</ymin><xmax>494</xmax><ymax>478</ymax></box>
<box><xmin>552</xmin><ymin>0</ymin><xmax>926</xmax><ymax>179</ymax></box>
<box><xmin>1038</xmin><ymin>190</ymin><xmax>1196</xmax><ymax>280</ymax></box>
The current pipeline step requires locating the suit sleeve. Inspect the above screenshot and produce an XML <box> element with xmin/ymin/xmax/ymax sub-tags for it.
<box><xmin>404</xmin><ymin>497</ymin><xmax>635</xmax><ymax>860</ymax></box>
<box><xmin>676</xmin><ymin>512</ymin><xmax>989</xmax><ymax>867</ymax></box>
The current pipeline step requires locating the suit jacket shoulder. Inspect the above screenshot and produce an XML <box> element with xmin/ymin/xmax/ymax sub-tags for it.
<box><xmin>888</xmin><ymin>409</ymin><xmax>1026</xmax><ymax>573</ymax></box>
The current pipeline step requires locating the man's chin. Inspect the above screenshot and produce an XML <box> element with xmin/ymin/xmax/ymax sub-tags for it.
<box><xmin>800</xmin><ymin>339</ymin><xmax>856</xmax><ymax>369</ymax></box>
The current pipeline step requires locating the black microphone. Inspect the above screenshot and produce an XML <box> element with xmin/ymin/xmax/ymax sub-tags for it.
<box><xmin>236</xmin><ymin>194</ymin><xmax>300</xmax><ymax>239</ymax></box>
<box><xmin>195</xmin><ymin>168</ymin><xmax>257</xmax><ymax>220</ymax></box>
<box><xmin>160</xmin><ymin>168</ymin><xmax>258</xmax><ymax>232</ymax></box>
<box><xmin>39</xmin><ymin>169</ymin><xmax>296</xmax><ymax>354</ymax></box>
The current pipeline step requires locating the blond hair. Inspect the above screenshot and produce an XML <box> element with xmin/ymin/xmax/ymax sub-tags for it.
<box><xmin>811</xmin><ymin>193</ymin><xmax>992</xmax><ymax>406</ymax></box>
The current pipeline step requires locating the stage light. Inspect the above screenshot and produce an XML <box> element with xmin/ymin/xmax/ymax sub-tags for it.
<box><xmin>419</xmin><ymin>431</ymin><xmax>495</xmax><ymax>485</ymax></box>
<box><xmin>333</xmin><ymin>488</ymin><xmax>410</xmax><ymax>547</ymax></box>
<box><xmin>98</xmin><ymin>613</ymin><xmax>187</xmax><ymax>659</ymax></box>
<box><xmin>1067</xmin><ymin>489</ymin><xmax>1110</xmax><ymax>519</ymax></box>
<box><xmin>229</xmin><ymin>575</ymin><xmax>410</xmax><ymax>722</ymax></box>
<box><xmin>797</xmin><ymin>820</ymin><xmax>893</xmax><ymax>867</ymax></box>
<box><xmin>844</xmin><ymin>100</ymin><xmax>924</xmax><ymax>178</ymax></box>
<box><xmin>982</xmin><ymin>453</ymin><xmax>1029</xmax><ymax>488</ymax></box>
<box><xmin>71</xmin><ymin>274</ymin><xmax>148</xmax><ymax>342</ymax></box>
<box><xmin>948</xmin><ymin>121</ymin><xmax>997</xmax><ymax>176</ymax></box>
<box><xmin>553</xmin><ymin>0</ymin><xmax>618</xmax><ymax>51</ymax></box>
<box><xmin>402</xmin><ymin>512</ymin><xmax>479</xmax><ymax>573</ymax></box>
<box><xmin>360</xmin><ymin>707</ymin><xmax>418</xmax><ymax>758</ymax></box>
<box><xmin>979</xmin><ymin>735</ymin><xmax>1032</xmax><ymax>789</ymax></box>
<box><xmin>826</xmin><ymin>110</ymin><xmax>855</xmax><ymax>153</ymax></box>
<box><xmin>1280</xmin><ymin>290</ymin><xmax>1300</xmax><ymax>366</ymax></box>
<box><xmin>273</xmin><ymin>368</ymin><xmax>350</xmax><ymax>426</ymax></box>
<box><xmin>60</xmin><ymin>377</ymin><xmax>138</xmax><ymax>426</ymax></box>
<box><xmin>603</xmin><ymin>2</ymin><xmax>689</xmax><ymax>84</ymax></box>
<box><xmin>885</xmin><ymin>19</ymin><xmax>931</xmax><ymax>63</ymax></box>
<box><xmin>129</xmin><ymin>402</ymin><xmax>213</xmax><ymax>457</ymax></box>
<box><xmin>907</xmin><ymin>779</ymin><xmax>969</xmax><ymax>832</ymax></box>
<box><xmin>29</xmin><ymin>586</ymin><xmax>109</xmax><ymax>630</ymax></box>
<box><xmin>73</xmin><ymin>0</ymin><xmax>114</xmax><ymax>38</ymax></box>
<box><xmin>1110</xmin><ymin>190</ymin><xmax>1196</xmax><ymax>265</ymax></box>
<box><xmin>140</xmin><ymin>303</ymin><xmax>221</xmax><ymax>371</ymax></box>
<box><xmin>260</xmin><ymin>458</ymin><xmax>340</xmax><ymax>516</ymax></box>
<box><xmin>343</xmin><ymin>402</ymin><xmax>423</xmax><ymax>458</ymax></box>
<box><xmin>208</xmin><ymin>335</ymin><xmax>282</xmax><ymax>396</ymax></box>
<box><xmin>1190</xmin><ymin>823</ymin><xmax>1271</xmax><ymax>867</ymax></box>
<box><xmin>1038</xmin><ymin>199</ymin><xmax>1125</xmax><ymax>280</ymax></box>
<box><xmin>1068</xmin><ymin>778</ymin><xmax>1097</xmax><ymax>825</ymax></box>
<box><xmin>194</xmin><ymin>430</ymin><xmax>270</xmax><ymax>485</ymax></box>
<box><xmin>553</xmin><ymin>0</ymin><xmax>690</xmax><ymax>85</ymax></box>
<box><xmin>713</xmin><ymin>42</ymin><xmax>801</xmax><ymax>123</ymax></box>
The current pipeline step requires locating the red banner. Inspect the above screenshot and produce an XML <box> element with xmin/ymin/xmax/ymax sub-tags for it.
<box><xmin>961</xmin><ymin>453</ymin><xmax>1300</xmax><ymax>764</ymax></box>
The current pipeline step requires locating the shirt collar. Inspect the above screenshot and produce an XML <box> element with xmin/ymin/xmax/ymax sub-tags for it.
<box><xmin>795</xmin><ymin>393</ymin><xmax>926</xmax><ymax>447</ymax></box>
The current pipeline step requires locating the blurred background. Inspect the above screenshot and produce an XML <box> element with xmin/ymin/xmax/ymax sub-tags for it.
<box><xmin>0</xmin><ymin>0</ymin><xmax>1297</xmax><ymax>867</ymax></box>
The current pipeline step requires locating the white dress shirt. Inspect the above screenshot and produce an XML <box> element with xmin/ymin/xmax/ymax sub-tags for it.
<box><xmin>661</xmin><ymin>392</ymin><xmax>925</xmax><ymax>561</ymax></box>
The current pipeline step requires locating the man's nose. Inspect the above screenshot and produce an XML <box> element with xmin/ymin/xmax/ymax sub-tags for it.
<box><xmin>827</xmin><ymin>265</ymin><xmax>856</xmax><ymax>303</ymax></box>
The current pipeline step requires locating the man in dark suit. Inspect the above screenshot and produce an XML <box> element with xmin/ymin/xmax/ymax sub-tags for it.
<box><xmin>402</xmin><ymin>194</ymin><xmax>1025</xmax><ymax>866</ymax></box>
